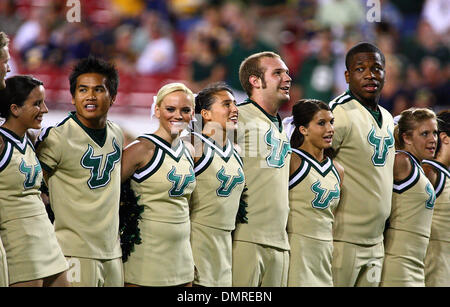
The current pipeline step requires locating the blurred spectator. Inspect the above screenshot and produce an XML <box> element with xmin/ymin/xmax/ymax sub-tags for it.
<box><xmin>422</xmin><ymin>0</ymin><xmax>449</xmax><ymax>37</ymax></box>
<box><xmin>379</xmin><ymin>51</ymin><xmax>403</xmax><ymax>112</ymax></box>
<box><xmin>251</xmin><ymin>0</ymin><xmax>290</xmax><ymax>49</ymax></box>
<box><xmin>420</xmin><ymin>56</ymin><xmax>449</xmax><ymax>108</ymax></box>
<box><xmin>61</xmin><ymin>23</ymin><xmax>93</xmax><ymax>66</ymax></box>
<box><xmin>14</xmin><ymin>4</ymin><xmax>64</xmax><ymax>53</ymax></box>
<box><xmin>315</xmin><ymin>0</ymin><xmax>365</xmax><ymax>38</ymax></box>
<box><xmin>2</xmin><ymin>0</ymin><xmax>446</xmax><ymax>118</ymax></box>
<box><xmin>111</xmin><ymin>0</ymin><xmax>146</xmax><ymax>18</ymax></box>
<box><xmin>223</xmin><ymin>17</ymin><xmax>274</xmax><ymax>101</ymax></box>
<box><xmin>135</xmin><ymin>11</ymin><xmax>175</xmax><ymax>74</ymax></box>
<box><xmin>401</xmin><ymin>19</ymin><xmax>449</xmax><ymax>66</ymax></box>
<box><xmin>334</xmin><ymin>31</ymin><xmax>362</xmax><ymax>94</ymax></box>
<box><xmin>0</xmin><ymin>0</ymin><xmax>23</xmax><ymax>37</ymax></box>
<box><xmin>21</xmin><ymin>25</ymin><xmax>63</xmax><ymax>70</ymax></box>
<box><xmin>295</xmin><ymin>28</ymin><xmax>337</xmax><ymax>103</ymax></box>
<box><xmin>168</xmin><ymin>0</ymin><xmax>206</xmax><ymax>33</ymax></box>
<box><xmin>185</xmin><ymin>33</ymin><xmax>226</xmax><ymax>93</ymax></box>
<box><xmin>112</xmin><ymin>24</ymin><xmax>138</xmax><ymax>75</ymax></box>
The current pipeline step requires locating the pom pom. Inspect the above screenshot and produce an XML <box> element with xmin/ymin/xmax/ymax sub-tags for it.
<box><xmin>236</xmin><ymin>185</ymin><xmax>248</xmax><ymax>224</ymax></box>
<box><xmin>119</xmin><ymin>179</ymin><xmax>144</xmax><ymax>262</ymax></box>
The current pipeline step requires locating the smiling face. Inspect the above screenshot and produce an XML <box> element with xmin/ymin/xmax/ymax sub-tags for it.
<box><xmin>404</xmin><ymin>118</ymin><xmax>438</xmax><ymax>160</ymax></box>
<box><xmin>71</xmin><ymin>73</ymin><xmax>115</xmax><ymax>129</ymax></box>
<box><xmin>258</xmin><ymin>56</ymin><xmax>291</xmax><ymax>105</ymax></box>
<box><xmin>345</xmin><ymin>52</ymin><xmax>385</xmax><ymax>106</ymax></box>
<box><xmin>300</xmin><ymin>109</ymin><xmax>335</xmax><ymax>150</ymax></box>
<box><xmin>17</xmin><ymin>85</ymin><xmax>48</xmax><ymax>130</ymax></box>
<box><xmin>202</xmin><ymin>90</ymin><xmax>238</xmax><ymax>132</ymax></box>
<box><xmin>0</xmin><ymin>46</ymin><xmax>11</xmax><ymax>90</ymax></box>
<box><xmin>155</xmin><ymin>91</ymin><xmax>193</xmax><ymax>136</ymax></box>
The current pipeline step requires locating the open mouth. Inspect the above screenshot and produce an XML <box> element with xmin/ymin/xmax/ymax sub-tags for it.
<box><xmin>363</xmin><ymin>84</ymin><xmax>379</xmax><ymax>93</ymax></box>
<box><xmin>228</xmin><ymin>115</ymin><xmax>238</xmax><ymax>124</ymax></box>
<box><xmin>170</xmin><ymin>121</ymin><xmax>186</xmax><ymax>128</ymax></box>
<box><xmin>85</xmin><ymin>104</ymin><xmax>97</xmax><ymax>110</ymax></box>
<box><xmin>323</xmin><ymin>135</ymin><xmax>333</xmax><ymax>143</ymax></box>
<box><xmin>279</xmin><ymin>86</ymin><xmax>290</xmax><ymax>93</ymax></box>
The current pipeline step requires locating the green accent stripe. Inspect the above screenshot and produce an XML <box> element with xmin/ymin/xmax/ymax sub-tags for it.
<box><xmin>289</xmin><ymin>157</ymin><xmax>310</xmax><ymax>190</ymax></box>
<box><xmin>140</xmin><ymin>134</ymin><xmax>184</xmax><ymax>162</ymax></box>
<box><xmin>39</xmin><ymin>161</ymin><xmax>53</xmax><ymax>173</ymax></box>
<box><xmin>241</xmin><ymin>98</ymin><xmax>284</xmax><ymax>132</ymax></box>
<box><xmin>193</xmin><ymin>145</ymin><xmax>214</xmax><ymax>177</ymax></box>
<box><xmin>132</xmin><ymin>147</ymin><xmax>165</xmax><ymax>183</ymax></box>
<box><xmin>69</xmin><ymin>112</ymin><xmax>107</xmax><ymax>147</ymax></box>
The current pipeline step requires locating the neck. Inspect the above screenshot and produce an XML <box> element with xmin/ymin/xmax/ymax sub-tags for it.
<box><xmin>351</xmin><ymin>91</ymin><xmax>379</xmax><ymax>112</ymax></box>
<box><xmin>1</xmin><ymin>120</ymin><xmax>27</xmax><ymax>139</ymax></box>
<box><xmin>76</xmin><ymin>113</ymin><xmax>107</xmax><ymax>130</ymax></box>
<box><xmin>202</xmin><ymin>123</ymin><xmax>227</xmax><ymax>147</ymax></box>
<box><xmin>435</xmin><ymin>148</ymin><xmax>450</xmax><ymax>167</ymax></box>
<box><xmin>154</xmin><ymin>126</ymin><xmax>180</xmax><ymax>145</ymax></box>
<box><xmin>299</xmin><ymin>142</ymin><xmax>325</xmax><ymax>162</ymax></box>
<box><xmin>402</xmin><ymin>147</ymin><xmax>423</xmax><ymax>164</ymax></box>
<box><xmin>250</xmin><ymin>95</ymin><xmax>280</xmax><ymax>117</ymax></box>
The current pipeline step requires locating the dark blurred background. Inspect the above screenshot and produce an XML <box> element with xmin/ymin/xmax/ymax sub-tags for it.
<box><xmin>2</xmin><ymin>0</ymin><xmax>449</xmax><ymax>120</ymax></box>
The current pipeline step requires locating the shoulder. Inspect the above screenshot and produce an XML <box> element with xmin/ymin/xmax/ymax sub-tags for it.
<box><xmin>422</xmin><ymin>163</ymin><xmax>439</xmax><ymax>188</ymax></box>
<box><xmin>124</xmin><ymin>137</ymin><xmax>156</xmax><ymax>164</ymax></box>
<box><xmin>333</xmin><ymin>160</ymin><xmax>345</xmax><ymax>181</ymax></box>
<box><xmin>329</xmin><ymin>92</ymin><xmax>353</xmax><ymax>111</ymax></box>
<box><xmin>394</xmin><ymin>151</ymin><xmax>413</xmax><ymax>182</ymax></box>
<box><xmin>289</xmin><ymin>149</ymin><xmax>303</xmax><ymax>176</ymax></box>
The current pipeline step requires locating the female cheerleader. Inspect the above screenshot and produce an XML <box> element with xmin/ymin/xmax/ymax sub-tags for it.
<box><xmin>0</xmin><ymin>75</ymin><xmax>68</xmax><ymax>286</ymax></box>
<box><xmin>380</xmin><ymin>108</ymin><xmax>437</xmax><ymax>287</ymax></box>
<box><xmin>287</xmin><ymin>99</ymin><xmax>344</xmax><ymax>286</ymax></box>
<box><xmin>189</xmin><ymin>82</ymin><xmax>245</xmax><ymax>286</ymax></box>
<box><xmin>121</xmin><ymin>83</ymin><xmax>196</xmax><ymax>287</ymax></box>
<box><xmin>423</xmin><ymin>110</ymin><xmax>450</xmax><ymax>286</ymax></box>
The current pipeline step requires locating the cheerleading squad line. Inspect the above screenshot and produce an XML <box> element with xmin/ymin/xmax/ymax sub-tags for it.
<box><xmin>0</xmin><ymin>33</ymin><xmax>449</xmax><ymax>287</ymax></box>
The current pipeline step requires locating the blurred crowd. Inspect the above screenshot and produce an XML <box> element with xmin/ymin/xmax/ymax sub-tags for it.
<box><xmin>1</xmin><ymin>0</ymin><xmax>449</xmax><ymax>116</ymax></box>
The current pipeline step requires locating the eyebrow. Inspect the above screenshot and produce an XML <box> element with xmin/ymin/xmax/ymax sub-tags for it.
<box><xmin>77</xmin><ymin>84</ymin><xmax>106</xmax><ymax>89</ymax></box>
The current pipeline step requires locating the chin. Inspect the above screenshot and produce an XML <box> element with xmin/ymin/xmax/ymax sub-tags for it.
<box><xmin>226</xmin><ymin>122</ymin><xmax>237</xmax><ymax>131</ymax></box>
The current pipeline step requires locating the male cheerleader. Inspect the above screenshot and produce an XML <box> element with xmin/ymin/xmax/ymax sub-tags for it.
<box><xmin>328</xmin><ymin>43</ymin><xmax>395</xmax><ymax>287</ymax></box>
<box><xmin>36</xmin><ymin>57</ymin><xmax>124</xmax><ymax>287</ymax></box>
<box><xmin>232</xmin><ymin>51</ymin><xmax>292</xmax><ymax>287</ymax></box>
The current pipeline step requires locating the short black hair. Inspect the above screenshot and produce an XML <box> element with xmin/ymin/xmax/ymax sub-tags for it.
<box><xmin>69</xmin><ymin>56</ymin><xmax>119</xmax><ymax>98</ymax></box>
<box><xmin>195</xmin><ymin>82</ymin><xmax>234</xmax><ymax>114</ymax></box>
<box><xmin>345</xmin><ymin>42</ymin><xmax>385</xmax><ymax>70</ymax></box>
<box><xmin>0</xmin><ymin>75</ymin><xmax>43</xmax><ymax>118</ymax></box>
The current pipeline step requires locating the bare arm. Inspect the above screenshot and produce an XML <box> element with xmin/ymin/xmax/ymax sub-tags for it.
<box><xmin>422</xmin><ymin>164</ymin><xmax>438</xmax><ymax>189</ymax></box>
<box><xmin>289</xmin><ymin>151</ymin><xmax>302</xmax><ymax>177</ymax></box>
<box><xmin>333</xmin><ymin>160</ymin><xmax>345</xmax><ymax>188</ymax></box>
<box><xmin>0</xmin><ymin>136</ymin><xmax>4</xmax><ymax>156</ymax></box>
<box><xmin>121</xmin><ymin>138</ymin><xmax>155</xmax><ymax>184</ymax></box>
<box><xmin>394</xmin><ymin>152</ymin><xmax>413</xmax><ymax>182</ymax></box>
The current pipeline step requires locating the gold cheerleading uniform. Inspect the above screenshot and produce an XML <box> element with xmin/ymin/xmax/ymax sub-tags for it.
<box><xmin>380</xmin><ymin>151</ymin><xmax>435</xmax><ymax>287</ymax></box>
<box><xmin>422</xmin><ymin>159</ymin><xmax>450</xmax><ymax>286</ymax></box>
<box><xmin>189</xmin><ymin>132</ymin><xmax>245</xmax><ymax>286</ymax></box>
<box><xmin>124</xmin><ymin>134</ymin><xmax>196</xmax><ymax>286</ymax></box>
<box><xmin>287</xmin><ymin>148</ymin><xmax>341</xmax><ymax>286</ymax></box>
<box><xmin>0</xmin><ymin>127</ymin><xmax>68</xmax><ymax>285</ymax></box>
